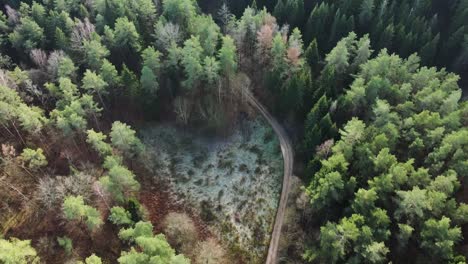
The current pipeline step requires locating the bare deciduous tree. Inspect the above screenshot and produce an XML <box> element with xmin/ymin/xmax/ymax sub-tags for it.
<box><xmin>256</xmin><ymin>24</ymin><xmax>274</xmax><ymax>65</ymax></box>
<box><xmin>46</xmin><ymin>50</ymin><xmax>65</xmax><ymax>78</ymax></box>
<box><xmin>0</xmin><ymin>69</ymin><xmax>15</xmax><ymax>88</ymax></box>
<box><xmin>30</xmin><ymin>49</ymin><xmax>48</xmax><ymax>69</ymax></box>
<box><xmin>154</xmin><ymin>22</ymin><xmax>181</xmax><ymax>51</ymax></box>
<box><xmin>36</xmin><ymin>172</ymin><xmax>95</xmax><ymax>210</ymax></box>
<box><xmin>5</xmin><ymin>5</ymin><xmax>19</xmax><ymax>24</ymax></box>
<box><xmin>70</xmin><ymin>18</ymin><xmax>95</xmax><ymax>51</ymax></box>
<box><xmin>286</xmin><ymin>46</ymin><xmax>301</xmax><ymax>66</ymax></box>
<box><xmin>217</xmin><ymin>3</ymin><xmax>234</xmax><ymax>33</ymax></box>
<box><xmin>174</xmin><ymin>96</ymin><xmax>191</xmax><ymax>125</ymax></box>
<box><xmin>316</xmin><ymin>139</ymin><xmax>334</xmax><ymax>159</ymax></box>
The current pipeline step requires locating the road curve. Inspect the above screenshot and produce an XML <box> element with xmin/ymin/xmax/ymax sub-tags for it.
<box><xmin>244</xmin><ymin>91</ymin><xmax>294</xmax><ymax>264</ymax></box>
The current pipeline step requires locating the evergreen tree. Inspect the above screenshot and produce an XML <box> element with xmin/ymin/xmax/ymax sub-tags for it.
<box><xmin>0</xmin><ymin>238</ymin><xmax>39</xmax><ymax>263</ymax></box>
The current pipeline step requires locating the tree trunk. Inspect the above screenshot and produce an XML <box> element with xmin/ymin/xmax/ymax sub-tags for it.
<box><xmin>1</xmin><ymin>123</ymin><xmax>16</xmax><ymax>138</ymax></box>
<box><xmin>11</xmin><ymin>121</ymin><xmax>26</xmax><ymax>145</ymax></box>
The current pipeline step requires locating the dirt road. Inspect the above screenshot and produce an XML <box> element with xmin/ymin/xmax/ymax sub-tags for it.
<box><xmin>244</xmin><ymin>91</ymin><xmax>294</xmax><ymax>264</ymax></box>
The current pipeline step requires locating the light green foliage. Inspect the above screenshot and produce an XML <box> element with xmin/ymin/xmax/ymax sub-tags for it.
<box><xmin>271</xmin><ymin>33</ymin><xmax>286</xmax><ymax>72</ymax></box>
<box><xmin>394</xmin><ymin>187</ymin><xmax>428</xmax><ymax>224</ymax></box>
<box><xmin>118</xmin><ymin>248</ymin><xmax>150</xmax><ymax>264</ymax></box>
<box><xmin>323</xmin><ymin>32</ymin><xmax>373</xmax><ymax>80</ymax></box>
<box><xmin>20</xmin><ymin>148</ymin><xmax>47</xmax><ymax>170</ymax></box>
<box><xmin>55</xmin><ymin>77</ymin><xmax>79</xmax><ymax>101</ymax></box>
<box><xmin>118</xmin><ymin>221</ymin><xmax>190</xmax><ymax>264</ymax></box>
<box><xmin>190</xmin><ymin>15</ymin><xmax>220</xmax><ymax>56</ymax></box>
<box><xmin>9</xmin><ymin>17</ymin><xmax>44</xmax><ymax>51</ymax></box>
<box><xmin>305</xmin><ymin>153</ymin><xmax>351</xmax><ymax>211</ymax></box>
<box><xmin>82</xmin><ymin>70</ymin><xmax>108</xmax><ymax>98</ymax></box>
<box><xmin>0</xmin><ymin>85</ymin><xmax>47</xmax><ymax>134</ymax></box>
<box><xmin>50</xmin><ymin>94</ymin><xmax>101</xmax><ymax>135</ymax></box>
<box><xmin>180</xmin><ymin>36</ymin><xmax>204</xmax><ymax>88</ymax></box>
<box><xmin>203</xmin><ymin>56</ymin><xmax>220</xmax><ymax>85</ymax></box>
<box><xmin>110</xmin><ymin>121</ymin><xmax>144</xmax><ymax>156</ymax></box>
<box><xmin>119</xmin><ymin>221</ymin><xmax>154</xmax><ymax>241</ymax></box>
<box><xmin>85</xmin><ymin>254</ymin><xmax>103</xmax><ymax>264</ymax></box>
<box><xmin>428</xmin><ymin>129</ymin><xmax>468</xmax><ymax>176</ymax></box>
<box><xmin>362</xmin><ymin>242</ymin><xmax>389</xmax><ymax>263</ymax></box>
<box><xmin>142</xmin><ymin>47</ymin><xmax>161</xmax><ymax>73</ymax></box>
<box><xmin>397</xmin><ymin>223</ymin><xmax>414</xmax><ymax>248</ymax></box>
<box><xmin>166</xmin><ymin>43</ymin><xmax>183</xmax><ymax>70</ymax></box>
<box><xmin>140</xmin><ymin>47</ymin><xmax>161</xmax><ymax>97</ymax></box>
<box><xmin>352</xmin><ymin>188</ymin><xmax>377</xmax><ymax>215</ymax></box>
<box><xmin>57</xmin><ymin>236</ymin><xmax>73</xmax><ymax>255</ymax></box>
<box><xmin>86</xmin><ymin>129</ymin><xmax>112</xmax><ymax>156</ymax></box>
<box><xmin>83</xmin><ymin>36</ymin><xmax>110</xmax><ymax>70</ymax></box>
<box><xmin>99</xmin><ymin>59</ymin><xmax>120</xmax><ymax>87</ymax></box>
<box><xmin>372</xmin><ymin>148</ymin><xmax>397</xmax><ymax>173</ymax></box>
<box><xmin>140</xmin><ymin>66</ymin><xmax>158</xmax><ymax>97</ymax></box>
<box><xmin>162</xmin><ymin>0</ymin><xmax>197</xmax><ymax>27</ymax></box>
<box><xmin>339</xmin><ymin>118</ymin><xmax>366</xmax><ymax>146</ymax></box>
<box><xmin>0</xmin><ymin>238</ymin><xmax>39</xmax><ymax>264</ymax></box>
<box><xmin>16</xmin><ymin>104</ymin><xmax>47</xmax><ymax>134</ymax></box>
<box><xmin>103</xmin><ymin>155</ymin><xmax>123</xmax><ymax>170</ymax></box>
<box><xmin>454</xmin><ymin>203</ymin><xmax>468</xmax><ymax>225</ymax></box>
<box><xmin>57</xmin><ymin>56</ymin><xmax>77</xmax><ymax>79</ymax></box>
<box><xmin>100</xmin><ymin>165</ymin><xmax>140</xmax><ymax>203</ymax></box>
<box><xmin>113</xmin><ymin>17</ymin><xmax>141</xmax><ymax>52</ymax></box>
<box><xmin>317</xmin><ymin>215</ymin><xmax>359</xmax><ymax>262</ymax></box>
<box><xmin>62</xmin><ymin>195</ymin><xmax>103</xmax><ymax>231</ymax></box>
<box><xmin>109</xmin><ymin>206</ymin><xmax>134</xmax><ymax>226</ymax></box>
<box><xmin>421</xmin><ymin>217</ymin><xmax>461</xmax><ymax>260</ymax></box>
<box><xmin>218</xmin><ymin>36</ymin><xmax>237</xmax><ymax>78</ymax></box>
<box><xmin>325</xmin><ymin>36</ymin><xmax>349</xmax><ymax>74</ymax></box>
<box><xmin>428</xmin><ymin>170</ymin><xmax>459</xmax><ymax>196</ymax></box>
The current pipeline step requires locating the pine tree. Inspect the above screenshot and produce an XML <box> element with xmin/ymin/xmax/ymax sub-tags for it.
<box><xmin>0</xmin><ymin>238</ymin><xmax>39</xmax><ymax>263</ymax></box>
<box><xmin>305</xmin><ymin>39</ymin><xmax>320</xmax><ymax>74</ymax></box>
<box><xmin>419</xmin><ymin>33</ymin><xmax>440</xmax><ymax>65</ymax></box>
<box><xmin>273</xmin><ymin>0</ymin><xmax>286</xmax><ymax>23</ymax></box>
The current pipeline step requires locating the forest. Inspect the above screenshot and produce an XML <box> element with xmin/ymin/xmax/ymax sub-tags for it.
<box><xmin>0</xmin><ymin>0</ymin><xmax>467</xmax><ymax>263</ymax></box>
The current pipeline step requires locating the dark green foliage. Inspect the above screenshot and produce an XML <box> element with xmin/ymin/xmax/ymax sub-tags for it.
<box><xmin>222</xmin><ymin>0</ymin><xmax>468</xmax><ymax>87</ymax></box>
<box><xmin>304</xmin><ymin>39</ymin><xmax>320</xmax><ymax>75</ymax></box>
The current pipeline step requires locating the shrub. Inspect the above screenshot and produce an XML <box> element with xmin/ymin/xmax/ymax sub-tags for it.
<box><xmin>62</xmin><ymin>195</ymin><xmax>103</xmax><ymax>231</ymax></box>
<box><xmin>194</xmin><ymin>238</ymin><xmax>227</xmax><ymax>264</ymax></box>
<box><xmin>57</xmin><ymin>236</ymin><xmax>73</xmax><ymax>255</ymax></box>
<box><xmin>36</xmin><ymin>172</ymin><xmax>94</xmax><ymax>210</ymax></box>
<box><xmin>20</xmin><ymin>148</ymin><xmax>47</xmax><ymax>170</ymax></box>
<box><xmin>162</xmin><ymin>212</ymin><xmax>198</xmax><ymax>254</ymax></box>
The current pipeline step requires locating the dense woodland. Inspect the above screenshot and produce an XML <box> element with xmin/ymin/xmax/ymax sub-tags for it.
<box><xmin>0</xmin><ymin>0</ymin><xmax>467</xmax><ymax>263</ymax></box>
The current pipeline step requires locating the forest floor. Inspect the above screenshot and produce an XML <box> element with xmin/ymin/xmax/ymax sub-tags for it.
<box><xmin>140</xmin><ymin>117</ymin><xmax>283</xmax><ymax>263</ymax></box>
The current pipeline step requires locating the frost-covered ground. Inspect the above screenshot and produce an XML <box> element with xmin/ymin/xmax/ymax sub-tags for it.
<box><xmin>140</xmin><ymin>118</ymin><xmax>283</xmax><ymax>262</ymax></box>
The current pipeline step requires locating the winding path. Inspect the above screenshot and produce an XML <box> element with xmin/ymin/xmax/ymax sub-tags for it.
<box><xmin>244</xmin><ymin>91</ymin><xmax>294</xmax><ymax>264</ymax></box>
